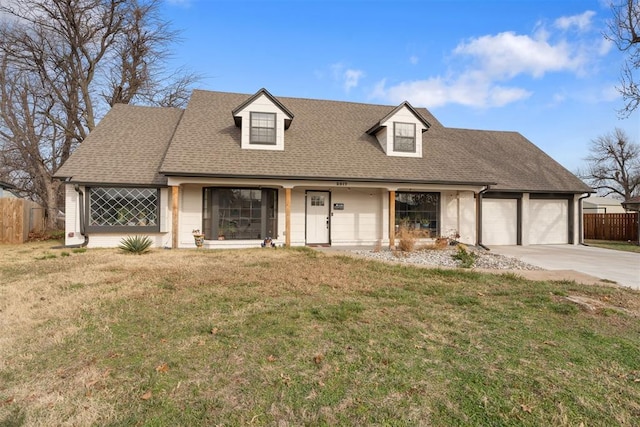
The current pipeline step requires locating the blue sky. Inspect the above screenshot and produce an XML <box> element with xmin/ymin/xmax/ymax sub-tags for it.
<box><xmin>160</xmin><ymin>0</ymin><xmax>639</xmax><ymax>173</ymax></box>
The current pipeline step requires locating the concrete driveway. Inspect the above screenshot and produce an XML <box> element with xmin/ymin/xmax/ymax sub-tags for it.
<box><xmin>490</xmin><ymin>245</ymin><xmax>640</xmax><ymax>290</ymax></box>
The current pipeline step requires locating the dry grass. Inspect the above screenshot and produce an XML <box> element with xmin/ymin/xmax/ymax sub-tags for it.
<box><xmin>396</xmin><ymin>226</ymin><xmax>418</xmax><ymax>251</ymax></box>
<box><xmin>1</xmin><ymin>242</ymin><xmax>639</xmax><ymax>426</ymax></box>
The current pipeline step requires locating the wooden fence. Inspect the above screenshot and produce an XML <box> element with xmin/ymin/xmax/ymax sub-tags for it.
<box><xmin>583</xmin><ymin>213</ymin><xmax>638</xmax><ymax>241</ymax></box>
<box><xmin>0</xmin><ymin>198</ymin><xmax>45</xmax><ymax>244</ymax></box>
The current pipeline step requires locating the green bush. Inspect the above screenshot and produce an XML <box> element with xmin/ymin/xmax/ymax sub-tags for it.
<box><xmin>452</xmin><ymin>244</ymin><xmax>477</xmax><ymax>268</ymax></box>
<box><xmin>118</xmin><ymin>235</ymin><xmax>153</xmax><ymax>254</ymax></box>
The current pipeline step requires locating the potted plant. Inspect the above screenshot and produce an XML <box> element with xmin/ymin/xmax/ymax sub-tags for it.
<box><xmin>192</xmin><ymin>229</ymin><xmax>204</xmax><ymax>248</ymax></box>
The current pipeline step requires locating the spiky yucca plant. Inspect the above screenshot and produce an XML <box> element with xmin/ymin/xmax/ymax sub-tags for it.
<box><xmin>118</xmin><ymin>235</ymin><xmax>153</xmax><ymax>254</ymax></box>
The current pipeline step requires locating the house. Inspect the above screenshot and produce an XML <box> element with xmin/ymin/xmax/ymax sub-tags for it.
<box><xmin>0</xmin><ymin>180</ymin><xmax>17</xmax><ymax>198</ymax></box>
<box><xmin>622</xmin><ymin>196</ymin><xmax>640</xmax><ymax>212</ymax></box>
<box><xmin>583</xmin><ymin>196</ymin><xmax>626</xmax><ymax>214</ymax></box>
<box><xmin>54</xmin><ymin>88</ymin><xmax>592</xmax><ymax>249</ymax></box>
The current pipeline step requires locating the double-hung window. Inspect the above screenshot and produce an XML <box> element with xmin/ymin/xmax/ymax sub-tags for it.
<box><xmin>394</xmin><ymin>122</ymin><xmax>416</xmax><ymax>152</ymax></box>
<box><xmin>87</xmin><ymin>187</ymin><xmax>160</xmax><ymax>232</ymax></box>
<box><xmin>250</xmin><ymin>112</ymin><xmax>276</xmax><ymax>145</ymax></box>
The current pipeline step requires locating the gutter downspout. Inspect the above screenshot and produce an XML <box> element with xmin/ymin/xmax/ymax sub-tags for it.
<box><xmin>578</xmin><ymin>192</ymin><xmax>591</xmax><ymax>245</ymax></box>
<box><xmin>476</xmin><ymin>185</ymin><xmax>490</xmax><ymax>250</ymax></box>
<box><xmin>52</xmin><ymin>184</ymin><xmax>89</xmax><ymax>249</ymax></box>
<box><xmin>72</xmin><ymin>184</ymin><xmax>89</xmax><ymax>248</ymax></box>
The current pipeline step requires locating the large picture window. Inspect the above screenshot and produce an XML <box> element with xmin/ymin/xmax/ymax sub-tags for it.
<box><xmin>395</xmin><ymin>192</ymin><xmax>440</xmax><ymax>237</ymax></box>
<box><xmin>250</xmin><ymin>112</ymin><xmax>276</xmax><ymax>145</ymax></box>
<box><xmin>87</xmin><ymin>187</ymin><xmax>159</xmax><ymax>232</ymax></box>
<box><xmin>203</xmin><ymin>188</ymin><xmax>278</xmax><ymax>240</ymax></box>
<box><xmin>394</xmin><ymin>122</ymin><xmax>416</xmax><ymax>152</ymax></box>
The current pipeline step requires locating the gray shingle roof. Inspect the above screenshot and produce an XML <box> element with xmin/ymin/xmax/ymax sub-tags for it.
<box><xmin>55</xmin><ymin>104</ymin><xmax>183</xmax><ymax>185</ymax></box>
<box><xmin>57</xmin><ymin>89</ymin><xmax>592</xmax><ymax>193</ymax></box>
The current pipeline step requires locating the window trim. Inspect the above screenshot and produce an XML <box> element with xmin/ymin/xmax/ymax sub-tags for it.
<box><xmin>393</xmin><ymin>122</ymin><xmax>416</xmax><ymax>153</ymax></box>
<box><xmin>85</xmin><ymin>186</ymin><xmax>161</xmax><ymax>233</ymax></box>
<box><xmin>250</xmin><ymin>112</ymin><xmax>277</xmax><ymax>145</ymax></box>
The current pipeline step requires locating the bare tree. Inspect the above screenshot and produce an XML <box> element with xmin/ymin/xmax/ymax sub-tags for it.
<box><xmin>579</xmin><ymin>128</ymin><xmax>640</xmax><ymax>200</ymax></box>
<box><xmin>0</xmin><ymin>0</ymin><xmax>198</xmax><ymax>229</ymax></box>
<box><xmin>606</xmin><ymin>0</ymin><xmax>640</xmax><ymax>116</ymax></box>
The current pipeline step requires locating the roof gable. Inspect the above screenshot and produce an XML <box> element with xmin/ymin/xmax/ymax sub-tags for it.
<box><xmin>232</xmin><ymin>88</ymin><xmax>294</xmax><ymax>129</ymax></box>
<box><xmin>366</xmin><ymin>101</ymin><xmax>431</xmax><ymax>135</ymax></box>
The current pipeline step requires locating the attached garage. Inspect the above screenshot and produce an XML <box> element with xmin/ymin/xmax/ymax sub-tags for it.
<box><xmin>482</xmin><ymin>198</ymin><xmax>519</xmax><ymax>245</ymax></box>
<box><xmin>527</xmin><ymin>198</ymin><xmax>569</xmax><ymax>244</ymax></box>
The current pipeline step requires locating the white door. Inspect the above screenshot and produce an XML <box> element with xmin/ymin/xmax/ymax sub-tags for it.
<box><xmin>306</xmin><ymin>191</ymin><xmax>330</xmax><ymax>244</ymax></box>
<box><xmin>528</xmin><ymin>199</ymin><xmax>568</xmax><ymax>244</ymax></box>
<box><xmin>482</xmin><ymin>199</ymin><xmax>518</xmax><ymax>245</ymax></box>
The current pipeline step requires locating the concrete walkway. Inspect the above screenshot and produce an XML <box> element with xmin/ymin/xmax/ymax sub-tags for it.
<box><xmin>489</xmin><ymin>245</ymin><xmax>640</xmax><ymax>290</ymax></box>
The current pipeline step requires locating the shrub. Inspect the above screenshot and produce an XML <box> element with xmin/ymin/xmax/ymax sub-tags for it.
<box><xmin>452</xmin><ymin>244</ymin><xmax>477</xmax><ymax>268</ymax></box>
<box><xmin>397</xmin><ymin>226</ymin><xmax>417</xmax><ymax>252</ymax></box>
<box><xmin>434</xmin><ymin>237</ymin><xmax>449</xmax><ymax>249</ymax></box>
<box><xmin>119</xmin><ymin>235</ymin><xmax>153</xmax><ymax>254</ymax></box>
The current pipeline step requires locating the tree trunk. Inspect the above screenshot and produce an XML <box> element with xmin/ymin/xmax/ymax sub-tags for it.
<box><xmin>44</xmin><ymin>179</ymin><xmax>62</xmax><ymax>231</ymax></box>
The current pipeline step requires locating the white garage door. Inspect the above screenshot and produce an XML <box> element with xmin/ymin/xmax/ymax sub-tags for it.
<box><xmin>482</xmin><ymin>199</ymin><xmax>518</xmax><ymax>245</ymax></box>
<box><xmin>528</xmin><ymin>199</ymin><xmax>568</xmax><ymax>244</ymax></box>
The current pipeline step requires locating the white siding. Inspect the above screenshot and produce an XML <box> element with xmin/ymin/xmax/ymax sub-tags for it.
<box><xmin>441</xmin><ymin>191</ymin><xmax>457</xmax><ymax>239</ymax></box>
<box><xmin>236</xmin><ymin>94</ymin><xmax>287</xmax><ymax>151</ymax></box>
<box><xmin>288</xmin><ymin>188</ymin><xmax>307</xmax><ymax>246</ymax></box>
<box><xmin>179</xmin><ymin>185</ymin><xmax>204</xmax><ymax>248</ymax></box>
<box><xmin>441</xmin><ymin>191</ymin><xmax>476</xmax><ymax>245</ymax></box>
<box><xmin>64</xmin><ymin>184</ymin><xmax>84</xmax><ymax>246</ymax></box>
<box><xmin>87</xmin><ymin>233</ymin><xmax>170</xmax><ymax>248</ymax></box>
<box><xmin>375</xmin><ymin>128</ymin><xmax>388</xmax><ymax>154</ymax></box>
<box><xmin>520</xmin><ymin>193</ymin><xmax>530</xmax><ymax>245</ymax></box>
<box><xmin>329</xmin><ymin>188</ymin><xmax>381</xmax><ymax>245</ymax></box>
<box><xmin>160</xmin><ymin>188</ymin><xmax>172</xmax><ymax>234</ymax></box>
<box><xmin>381</xmin><ymin>191</ymin><xmax>390</xmax><ymax>245</ymax></box>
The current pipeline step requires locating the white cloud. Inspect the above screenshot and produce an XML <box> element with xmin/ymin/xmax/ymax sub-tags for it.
<box><xmin>370</xmin><ymin>12</ymin><xmax>607</xmax><ymax>109</ymax></box>
<box><xmin>331</xmin><ymin>63</ymin><xmax>365</xmax><ymax>92</ymax></box>
<box><xmin>344</xmin><ymin>69</ymin><xmax>364</xmax><ymax>92</ymax></box>
<box><xmin>409</xmin><ymin>55</ymin><xmax>419</xmax><ymax>65</ymax></box>
<box><xmin>554</xmin><ymin>11</ymin><xmax>596</xmax><ymax>31</ymax></box>
<box><xmin>375</xmin><ymin>75</ymin><xmax>531</xmax><ymax>109</ymax></box>
<box><xmin>453</xmin><ymin>31</ymin><xmax>586</xmax><ymax>79</ymax></box>
<box><xmin>599</xmin><ymin>84</ymin><xmax>621</xmax><ymax>102</ymax></box>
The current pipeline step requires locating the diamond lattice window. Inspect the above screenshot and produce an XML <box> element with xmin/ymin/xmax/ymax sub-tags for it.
<box><xmin>88</xmin><ymin>187</ymin><xmax>159</xmax><ymax>229</ymax></box>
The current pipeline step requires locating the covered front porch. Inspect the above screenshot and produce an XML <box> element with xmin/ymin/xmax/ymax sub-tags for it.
<box><xmin>168</xmin><ymin>177</ymin><xmax>485</xmax><ymax>250</ymax></box>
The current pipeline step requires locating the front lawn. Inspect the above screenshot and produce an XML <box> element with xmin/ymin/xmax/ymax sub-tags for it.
<box><xmin>585</xmin><ymin>239</ymin><xmax>640</xmax><ymax>253</ymax></box>
<box><xmin>1</xmin><ymin>243</ymin><xmax>639</xmax><ymax>426</ymax></box>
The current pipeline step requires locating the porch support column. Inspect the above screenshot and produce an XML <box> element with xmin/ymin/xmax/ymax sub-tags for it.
<box><xmin>476</xmin><ymin>186</ymin><xmax>490</xmax><ymax>247</ymax></box>
<box><xmin>285</xmin><ymin>187</ymin><xmax>292</xmax><ymax>247</ymax></box>
<box><xmin>389</xmin><ymin>190</ymin><xmax>396</xmax><ymax>249</ymax></box>
<box><xmin>172</xmin><ymin>185</ymin><xmax>179</xmax><ymax>249</ymax></box>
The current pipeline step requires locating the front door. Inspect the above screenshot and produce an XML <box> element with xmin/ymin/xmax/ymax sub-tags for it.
<box><xmin>306</xmin><ymin>191</ymin><xmax>330</xmax><ymax>245</ymax></box>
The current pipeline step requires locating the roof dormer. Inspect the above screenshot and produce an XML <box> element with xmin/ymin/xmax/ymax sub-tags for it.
<box><xmin>366</xmin><ymin>101</ymin><xmax>430</xmax><ymax>158</ymax></box>
<box><xmin>232</xmin><ymin>88</ymin><xmax>294</xmax><ymax>151</ymax></box>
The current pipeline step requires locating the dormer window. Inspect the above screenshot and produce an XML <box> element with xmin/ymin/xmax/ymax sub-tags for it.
<box><xmin>232</xmin><ymin>88</ymin><xmax>294</xmax><ymax>151</ymax></box>
<box><xmin>250</xmin><ymin>112</ymin><xmax>276</xmax><ymax>145</ymax></box>
<box><xmin>394</xmin><ymin>122</ymin><xmax>416</xmax><ymax>152</ymax></box>
<box><xmin>366</xmin><ymin>101</ymin><xmax>430</xmax><ymax>158</ymax></box>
